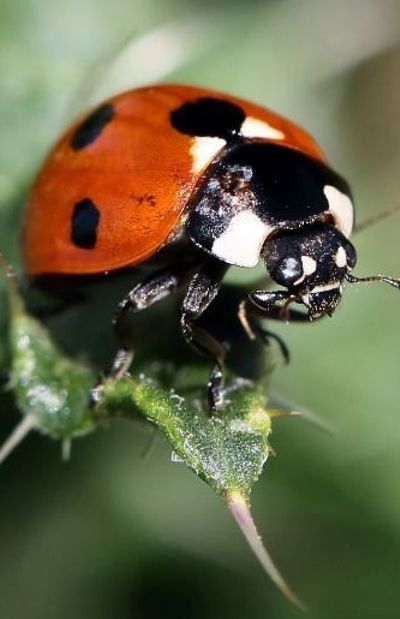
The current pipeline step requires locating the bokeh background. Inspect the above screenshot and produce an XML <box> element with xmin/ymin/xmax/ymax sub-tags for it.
<box><xmin>1</xmin><ymin>1</ymin><xmax>400</xmax><ymax>618</ymax></box>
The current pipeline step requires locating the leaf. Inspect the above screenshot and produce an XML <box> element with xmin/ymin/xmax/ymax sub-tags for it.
<box><xmin>96</xmin><ymin>372</ymin><xmax>305</xmax><ymax>608</ymax></box>
<box><xmin>96</xmin><ymin>374</ymin><xmax>272</xmax><ymax>497</ymax></box>
<box><xmin>1</xmin><ymin>257</ymin><xmax>305</xmax><ymax>608</ymax></box>
<box><xmin>3</xmin><ymin>256</ymin><xmax>96</xmax><ymax>449</ymax></box>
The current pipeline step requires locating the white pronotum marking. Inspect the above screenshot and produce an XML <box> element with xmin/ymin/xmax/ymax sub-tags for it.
<box><xmin>334</xmin><ymin>245</ymin><xmax>347</xmax><ymax>268</ymax></box>
<box><xmin>324</xmin><ymin>185</ymin><xmax>354</xmax><ymax>238</ymax></box>
<box><xmin>190</xmin><ymin>136</ymin><xmax>226</xmax><ymax>173</ymax></box>
<box><xmin>240</xmin><ymin>117</ymin><xmax>285</xmax><ymax>140</ymax></box>
<box><xmin>212</xmin><ymin>210</ymin><xmax>273</xmax><ymax>267</ymax></box>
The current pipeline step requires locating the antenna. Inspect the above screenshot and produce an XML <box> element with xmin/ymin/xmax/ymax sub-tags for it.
<box><xmin>345</xmin><ymin>272</ymin><xmax>400</xmax><ymax>290</ymax></box>
<box><xmin>354</xmin><ymin>204</ymin><xmax>400</xmax><ymax>234</ymax></box>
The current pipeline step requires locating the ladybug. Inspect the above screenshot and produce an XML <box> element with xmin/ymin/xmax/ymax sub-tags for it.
<box><xmin>23</xmin><ymin>84</ymin><xmax>400</xmax><ymax>412</ymax></box>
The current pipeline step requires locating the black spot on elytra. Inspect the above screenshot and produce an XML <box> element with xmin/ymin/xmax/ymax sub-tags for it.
<box><xmin>170</xmin><ymin>97</ymin><xmax>245</xmax><ymax>140</ymax></box>
<box><xmin>71</xmin><ymin>103</ymin><xmax>115</xmax><ymax>150</ymax></box>
<box><xmin>71</xmin><ymin>198</ymin><xmax>100</xmax><ymax>249</ymax></box>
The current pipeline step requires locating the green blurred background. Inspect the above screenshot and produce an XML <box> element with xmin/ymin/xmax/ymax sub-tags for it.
<box><xmin>1</xmin><ymin>1</ymin><xmax>400</xmax><ymax>617</ymax></box>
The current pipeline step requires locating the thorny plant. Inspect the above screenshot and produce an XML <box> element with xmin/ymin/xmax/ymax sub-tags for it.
<box><xmin>0</xmin><ymin>255</ymin><xmax>332</xmax><ymax>610</ymax></box>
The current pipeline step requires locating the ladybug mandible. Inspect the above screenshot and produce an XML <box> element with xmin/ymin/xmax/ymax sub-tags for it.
<box><xmin>23</xmin><ymin>84</ymin><xmax>400</xmax><ymax>412</ymax></box>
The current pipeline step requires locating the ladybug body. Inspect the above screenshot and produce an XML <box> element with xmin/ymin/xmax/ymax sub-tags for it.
<box><xmin>24</xmin><ymin>84</ymin><xmax>365</xmax><ymax>411</ymax></box>
<box><xmin>24</xmin><ymin>84</ymin><xmax>334</xmax><ymax>275</ymax></box>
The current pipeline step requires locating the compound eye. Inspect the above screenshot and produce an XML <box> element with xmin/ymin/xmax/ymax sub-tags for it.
<box><xmin>265</xmin><ymin>236</ymin><xmax>318</xmax><ymax>288</ymax></box>
<box><xmin>345</xmin><ymin>243</ymin><xmax>357</xmax><ymax>269</ymax></box>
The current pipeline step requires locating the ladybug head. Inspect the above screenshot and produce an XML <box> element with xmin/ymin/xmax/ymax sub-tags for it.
<box><xmin>262</xmin><ymin>222</ymin><xmax>357</xmax><ymax>319</ymax></box>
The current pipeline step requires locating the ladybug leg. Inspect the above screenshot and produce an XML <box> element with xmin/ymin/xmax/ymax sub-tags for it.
<box><xmin>91</xmin><ymin>263</ymin><xmax>196</xmax><ymax>402</ymax></box>
<box><xmin>111</xmin><ymin>263</ymin><xmax>196</xmax><ymax>374</ymax></box>
<box><xmin>238</xmin><ymin>300</ymin><xmax>290</xmax><ymax>364</ymax></box>
<box><xmin>180</xmin><ymin>258</ymin><xmax>229</xmax><ymax>414</ymax></box>
<box><xmin>241</xmin><ymin>288</ymin><xmax>326</xmax><ymax>362</ymax></box>
<box><xmin>239</xmin><ymin>290</ymin><xmax>320</xmax><ymax>364</ymax></box>
<box><xmin>108</xmin><ymin>348</ymin><xmax>134</xmax><ymax>381</ymax></box>
<box><xmin>249</xmin><ymin>290</ymin><xmax>328</xmax><ymax>323</ymax></box>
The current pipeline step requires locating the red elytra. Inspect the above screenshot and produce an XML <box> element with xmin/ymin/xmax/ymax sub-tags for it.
<box><xmin>23</xmin><ymin>83</ymin><xmax>325</xmax><ymax>276</ymax></box>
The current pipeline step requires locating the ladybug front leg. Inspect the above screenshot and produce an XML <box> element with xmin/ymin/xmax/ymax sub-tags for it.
<box><xmin>248</xmin><ymin>290</ymin><xmax>325</xmax><ymax>323</ymax></box>
<box><xmin>238</xmin><ymin>290</ymin><xmax>324</xmax><ymax>362</ymax></box>
<box><xmin>180</xmin><ymin>258</ymin><xmax>229</xmax><ymax>414</ymax></box>
<box><xmin>241</xmin><ymin>290</ymin><xmax>295</xmax><ymax>361</ymax></box>
<box><xmin>238</xmin><ymin>299</ymin><xmax>290</xmax><ymax>363</ymax></box>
